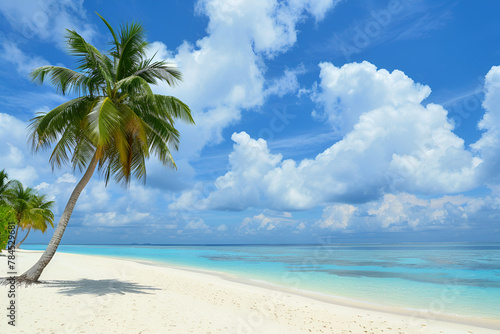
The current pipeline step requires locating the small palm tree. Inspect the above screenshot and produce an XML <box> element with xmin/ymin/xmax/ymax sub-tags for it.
<box><xmin>4</xmin><ymin>183</ymin><xmax>38</xmax><ymax>245</ymax></box>
<box><xmin>16</xmin><ymin>194</ymin><xmax>55</xmax><ymax>249</ymax></box>
<box><xmin>18</xmin><ymin>14</ymin><xmax>194</xmax><ymax>283</ymax></box>
<box><xmin>0</xmin><ymin>170</ymin><xmax>8</xmax><ymax>204</ymax></box>
<box><xmin>0</xmin><ymin>169</ymin><xmax>20</xmax><ymax>205</ymax></box>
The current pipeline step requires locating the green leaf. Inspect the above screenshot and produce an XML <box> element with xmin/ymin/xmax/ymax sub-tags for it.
<box><xmin>96</xmin><ymin>12</ymin><xmax>120</xmax><ymax>52</ymax></box>
<box><xmin>88</xmin><ymin>97</ymin><xmax>122</xmax><ymax>146</ymax></box>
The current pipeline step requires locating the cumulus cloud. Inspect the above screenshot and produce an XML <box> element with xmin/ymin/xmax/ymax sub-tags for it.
<box><xmin>367</xmin><ymin>194</ymin><xmax>421</xmax><ymax>229</ymax></box>
<box><xmin>34</xmin><ymin>182</ymin><xmax>50</xmax><ymax>191</ymax></box>
<box><xmin>314</xmin><ymin>192</ymin><xmax>486</xmax><ymax>232</ymax></box>
<box><xmin>471</xmin><ymin>66</ymin><xmax>500</xmax><ymax>186</ymax></box>
<box><xmin>238</xmin><ymin>210</ymin><xmax>299</xmax><ymax>234</ymax></box>
<box><xmin>203</xmin><ymin>132</ymin><xmax>283</xmax><ymax>210</ymax></box>
<box><xmin>311</xmin><ymin>61</ymin><xmax>431</xmax><ymax>134</ymax></box>
<box><xmin>196</xmin><ymin>0</ymin><xmax>338</xmax><ymax>56</ymax></box>
<box><xmin>83</xmin><ymin>210</ymin><xmax>150</xmax><ymax>227</ymax></box>
<box><xmin>147</xmin><ymin>0</ymin><xmax>338</xmax><ymax>158</ymax></box>
<box><xmin>185</xmin><ymin>219</ymin><xmax>209</xmax><ymax>230</ymax></box>
<box><xmin>77</xmin><ymin>182</ymin><xmax>112</xmax><ymax>212</ymax></box>
<box><xmin>316</xmin><ymin>204</ymin><xmax>357</xmax><ymax>230</ymax></box>
<box><xmin>56</xmin><ymin>173</ymin><xmax>77</xmax><ymax>184</ymax></box>
<box><xmin>171</xmin><ymin>61</ymin><xmax>496</xmax><ymax>211</ymax></box>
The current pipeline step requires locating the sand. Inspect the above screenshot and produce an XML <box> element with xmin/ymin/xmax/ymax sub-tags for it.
<box><xmin>0</xmin><ymin>250</ymin><xmax>498</xmax><ymax>334</ymax></box>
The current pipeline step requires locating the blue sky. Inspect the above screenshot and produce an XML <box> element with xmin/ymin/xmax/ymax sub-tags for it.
<box><xmin>1</xmin><ymin>0</ymin><xmax>500</xmax><ymax>244</ymax></box>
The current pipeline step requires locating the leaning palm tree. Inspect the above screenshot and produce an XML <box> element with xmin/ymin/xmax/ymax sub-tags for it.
<box><xmin>16</xmin><ymin>194</ymin><xmax>55</xmax><ymax>249</ymax></box>
<box><xmin>18</xmin><ymin>14</ymin><xmax>194</xmax><ymax>283</ymax></box>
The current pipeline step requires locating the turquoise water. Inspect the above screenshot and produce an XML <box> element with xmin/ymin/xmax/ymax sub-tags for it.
<box><xmin>23</xmin><ymin>243</ymin><xmax>500</xmax><ymax>320</ymax></box>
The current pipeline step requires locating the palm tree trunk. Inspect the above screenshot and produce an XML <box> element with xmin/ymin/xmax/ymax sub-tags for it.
<box><xmin>12</xmin><ymin>224</ymin><xmax>20</xmax><ymax>248</ymax></box>
<box><xmin>18</xmin><ymin>153</ymin><xmax>98</xmax><ymax>282</ymax></box>
<box><xmin>16</xmin><ymin>227</ymin><xmax>31</xmax><ymax>249</ymax></box>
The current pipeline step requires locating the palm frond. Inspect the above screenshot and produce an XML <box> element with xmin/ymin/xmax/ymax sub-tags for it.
<box><xmin>116</xmin><ymin>21</ymin><xmax>148</xmax><ymax>80</ymax></box>
<box><xmin>133</xmin><ymin>59</ymin><xmax>182</xmax><ymax>86</ymax></box>
<box><xmin>96</xmin><ymin>12</ymin><xmax>120</xmax><ymax>54</ymax></box>
<box><xmin>154</xmin><ymin>95</ymin><xmax>194</xmax><ymax>124</ymax></box>
<box><xmin>65</xmin><ymin>29</ymin><xmax>114</xmax><ymax>95</ymax></box>
<box><xmin>28</xmin><ymin>97</ymin><xmax>94</xmax><ymax>152</ymax></box>
<box><xmin>87</xmin><ymin>97</ymin><xmax>123</xmax><ymax>146</ymax></box>
<box><xmin>30</xmin><ymin>66</ymin><xmax>89</xmax><ymax>96</ymax></box>
<box><xmin>115</xmin><ymin>75</ymin><xmax>153</xmax><ymax>99</ymax></box>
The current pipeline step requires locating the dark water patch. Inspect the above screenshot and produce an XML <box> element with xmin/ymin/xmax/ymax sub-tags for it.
<box><xmin>287</xmin><ymin>268</ymin><xmax>500</xmax><ymax>288</ymax></box>
<box><xmin>200</xmin><ymin>253</ymin><xmax>500</xmax><ymax>272</ymax></box>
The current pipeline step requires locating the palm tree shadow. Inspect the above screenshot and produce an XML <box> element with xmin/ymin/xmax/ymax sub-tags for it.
<box><xmin>45</xmin><ymin>279</ymin><xmax>160</xmax><ymax>296</ymax></box>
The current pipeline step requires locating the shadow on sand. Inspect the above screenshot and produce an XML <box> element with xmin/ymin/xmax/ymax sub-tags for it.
<box><xmin>44</xmin><ymin>278</ymin><xmax>160</xmax><ymax>296</ymax></box>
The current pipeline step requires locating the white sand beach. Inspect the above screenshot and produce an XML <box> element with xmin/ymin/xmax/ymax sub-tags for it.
<box><xmin>1</xmin><ymin>250</ymin><xmax>498</xmax><ymax>334</ymax></box>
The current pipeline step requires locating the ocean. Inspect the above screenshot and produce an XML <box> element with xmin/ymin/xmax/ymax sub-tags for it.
<box><xmin>23</xmin><ymin>242</ymin><xmax>500</xmax><ymax>321</ymax></box>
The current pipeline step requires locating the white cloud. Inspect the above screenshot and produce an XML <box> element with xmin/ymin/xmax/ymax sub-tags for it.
<box><xmin>313</xmin><ymin>192</ymin><xmax>492</xmax><ymax>232</ymax></box>
<box><xmin>172</xmin><ymin>62</ymin><xmax>494</xmax><ymax>211</ymax></box>
<box><xmin>265</xmin><ymin>65</ymin><xmax>304</xmax><ymax>97</ymax></box>
<box><xmin>238</xmin><ymin>210</ymin><xmax>298</xmax><ymax>234</ymax></box>
<box><xmin>311</xmin><ymin>61</ymin><xmax>432</xmax><ymax>134</ymax></box>
<box><xmin>471</xmin><ymin>66</ymin><xmax>500</xmax><ymax>186</ymax></box>
<box><xmin>317</xmin><ymin>204</ymin><xmax>357</xmax><ymax>230</ymax></box>
<box><xmin>185</xmin><ymin>219</ymin><xmax>209</xmax><ymax>230</ymax></box>
<box><xmin>6</xmin><ymin>166</ymin><xmax>39</xmax><ymax>187</ymax></box>
<box><xmin>83</xmin><ymin>210</ymin><xmax>150</xmax><ymax>227</ymax></box>
<box><xmin>56</xmin><ymin>173</ymin><xmax>77</xmax><ymax>184</ymax></box>
<box><xmin>76</xmin><ymin>181</ymin><xmax>111</xmax><ymax>213</ymax></box>
<box><xmin>196</xmin><ymin>0</ymin><xmax>338</xmax><ymax>56</ymax></box>
<box><xmin>199</xmin><ymin>132</ymin><xmax>283</xmax><ymax>210</ymax></box>
<box><xmin>217</xmin><ymin>224</ymin><xmax>227</xmax><ymax>231</ymax></box>
<box><xmin>147</xmin><ymin>0</ymin><xmax>337</xmax><ymax>158</ymax></box>
<box><xmin>167</xmin><ymin>182</ymin><xmax>204</xmax><ymax>211</ymax></box>
<box><xmin>365</xmin><ymin>193</ymin><xmax>471</xmax><ymax>230</ymax></box>
<box><xmin>127</xmin><ymin>183</ymin><xmax>159</xmax><ymax>206</ymax></box>
<box><xmin>368</xmin><ymin>194</ymin><xmax>416</xmax><ymax>228</ymax></box>
<box><xmin>0</xmin><ymin>113</ymin><xmax>28</xmax><ymax>145</ymax></box>
<box><xmin>35</xmin><ymin>182</ymin><xmax>50</xmax><ymax>191</ymax></box>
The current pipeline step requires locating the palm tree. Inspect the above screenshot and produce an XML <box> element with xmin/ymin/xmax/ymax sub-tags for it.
<box><xmin>16</xmin><ymin>194</ymin><xmax>55</xmax><ymax>249</ymax></box>
<box><xmin>0</xmin><ymin>170</ymin><xmax>8</xmax><ymax>204</ymax></box>
<box><xmin>18</xmin><ymin>14</ymin><xmax>194</xmax><ymax>283</ymax></box>
<box><xmin>4</xmin><ymin>183</ymin><xmax>38</xmax><ymax>246</ymax></box>
<box><xmin>0</xmin><ymin>169</ymin><xmax>20</xmax><ymax>205</ymax></box>
<box><xmin>0</xmin><ymin>205</ymin><xmax>16</xmax><ymax>250</ymax></box>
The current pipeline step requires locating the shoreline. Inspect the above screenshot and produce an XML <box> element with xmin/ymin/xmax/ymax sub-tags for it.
<box><xmin>126</xmin><ymin>256</ymin><xmax>500</xmax><ymax>331</ymax></box>
<box><xmin>2</xmin><ymin>250</ymin><xmax>499</xmax><ymax>333</ymax></box>
<box><xmin>131</xmin><ymin>256</ymin><xmax>500</xmax><ymax>330</ymax></box>
<box><xmin>43</xmin><ymin>250</ymin><xmax>500</xmax><ymax>329</ymax></box>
